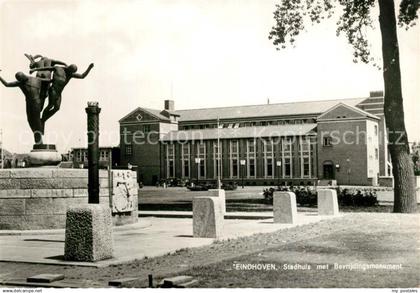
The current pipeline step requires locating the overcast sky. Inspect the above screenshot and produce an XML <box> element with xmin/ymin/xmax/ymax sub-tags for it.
<box><xmin>0</xmin><ymin>0</ymin><xmax>418</xmax><ymax>153</ymax></box>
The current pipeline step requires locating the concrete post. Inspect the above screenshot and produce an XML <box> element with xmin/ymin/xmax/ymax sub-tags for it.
<box><xmin>193</xmin><ymin>196</ymin><xmax>223</xmax><ymax>238</ymax></box>
<box><xmin>273</xmin><ymin>192</ymin><xmax>298</xmax><ymax>224</ymax></box>
<box><xmin>317</xmin><ymin>189</ymin><xmax>339</xmax><ymax>216</ymax></box>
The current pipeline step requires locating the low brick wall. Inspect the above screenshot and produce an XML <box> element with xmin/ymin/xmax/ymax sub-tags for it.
<box><xmin>0</xmin><ymin>168</ymin><xmax>138</xmax><ymax>230</ymax></box>
<box><xmin>378</xmin><ymin>176</ymin><xmax>394</xmax><ymax>187</ymax></box>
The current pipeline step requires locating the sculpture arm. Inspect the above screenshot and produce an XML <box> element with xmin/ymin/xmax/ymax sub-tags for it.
<box><xmin>29</xmin><ymin>66</ymin><xmax>55</xmax><ymax>74</ymax></box>
<box><xmin>24</xmin><ymin>53</ymin><xmax>35</xmax><ymax>63</ymax></box>
<box><xmin>72</xmin><ymin>63</ymin><xmax>94</xmax><ymax>79</ymax></box>
<box><xmin>0</xmin><ymin>75</ymin><xmax>19</xmax><ymax>87</ymax></box>
<box><xmin>50</xmin><ymin>59</ymin><xmax>67</xmax><ymax>66</ymax></box>
<box><xmin>37</xmin><ymin>77</ymin><xmax>52</xmax><ymax>82</ymax></box>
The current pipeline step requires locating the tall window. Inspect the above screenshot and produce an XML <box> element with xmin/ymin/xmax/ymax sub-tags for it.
<box><xmin>247</xmin><ymin>139</ymin><xmax>256</xmax><ymax>178</ymax></box>
<box><xmin>143</xmin><ymin>124</ymin><xmax>151</xmax><ymax>133</ymax></box>
<box><xmin>100</xmin><ymin>150</ymin><xmax>109</xmax><ymax>161</ymax></box>
<box><xmin>300</xmin><ymin>137</ymin><xmax>312</xmax><ymax>178</ymax></box>
<box><xmin>125</xmin><ymin>145</ymin><xmax>132</xmax><ymax>157</ymax></box>
<box><xmin>197</xmin><ymin>142</ymin><xmax>206</xmax><ymax>178</ymax></box>
<box><xmin>282</xmin><ymin>138</ymin><xmax>293</xmax><ymax>178</ymax></box>
<box><xmin>213</xmin><ymin>142</ymin><xmax>222</xmax><ymax>178</ymax></box>
<box><xmin>323</xmin><ymin>136</ymin><xmax>332</xmax><ymax>147</ymax></box>
<box><xmin>230</xmin><ymin>140</ymin><xmax>239</xmax><ymax>178</ymax></box>
<box><xmin>264</xmin><ymin>139</ymin><xmax>274</xmax><ymax>178</ymax></box>
<box><xmin>181</xmin><ymin>143</ymin><xmax>190</xmax><ymax>178</ymax></box>
<box><xmin>77</xmin><ymin>150</ymin><xmax>82</xmax><ymax>161</ymax></box>
<box><xmin>166</xmin><ymin>144</ymin><xmax>175</xmax><ymax>178</ymax></box>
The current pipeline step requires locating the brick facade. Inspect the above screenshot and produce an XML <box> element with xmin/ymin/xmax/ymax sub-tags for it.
<box><xmin>119</xmin><ymin>92</ymin><xmax>387</xmax><ymax>186</ymax></box>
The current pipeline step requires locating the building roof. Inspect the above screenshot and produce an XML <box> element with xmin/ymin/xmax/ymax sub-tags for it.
<box><xmin>174</xmin><ymin>97</ymin><xmax>367</xmax><ymax>122</ymax></box>
<box><xmin>119</xmin><ymin>107</ymin><xmax>171</xmax><ymax>123</ymax></box>
<box><xmin>161</xmin><ymin>123</ymin><xmax>317</xmax><ymax>141</ymax></box>
<box><xmin>317</xmin><ymin>102</ymin><xmax>380</xmax><ymax>121</ymax></box>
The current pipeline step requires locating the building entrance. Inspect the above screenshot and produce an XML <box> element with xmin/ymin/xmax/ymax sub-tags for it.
<box><xmin>323</xmin><ymin>161</ymin><xmax>335</xmax><ymax>180</ymax></box>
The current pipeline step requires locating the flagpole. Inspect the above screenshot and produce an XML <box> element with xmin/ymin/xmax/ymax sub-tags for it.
<box><xmin>0</xmin><ymin>129</ymin><xmax>3</xmax><ymax>169</ymax></box>
<box><xmin>217</xmin><ymin>117</ymin><xmax>221</xmax><ymax>189</ymax></box>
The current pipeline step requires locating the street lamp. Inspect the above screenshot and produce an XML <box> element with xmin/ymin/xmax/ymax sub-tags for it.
<box><xmin>276</xmin><ymin>160</ymin><xmax>282</xmax><ymax>187</ymax></box>
<box><xmin>195</xmin><ymin>157</ymin><xmax>200</xmax><ymax>185</ymax></box>
<box><xmin>0</xmin><ymin>129</ymin><xmax>3</xmax><ymax>169</ymax></box>
<box><xmin>240</xmin><ymin>159</ymin><xmax>246</xmax><ymax>188</ymax></box>
<box><xmin>346</xmin><ymin>158</ymin><xmax>351</xmax><ymax>185</ymax></box>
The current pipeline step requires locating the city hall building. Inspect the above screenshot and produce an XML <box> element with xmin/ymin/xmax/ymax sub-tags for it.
<box><xmin>119</xmin><ymin>91</ymin><xmax>392</xmax><ymax>186</ymax></box>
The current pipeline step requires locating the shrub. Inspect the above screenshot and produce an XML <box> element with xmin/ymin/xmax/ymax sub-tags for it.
<box><xmin>262</xmin><ymin>186</ymin><xmax>379</xmax><ymax>207</ymax></box>
<box><xmin>336</xmin><ymin>187</ymin><xmax>379</xmax><ymax>207</ymax></box>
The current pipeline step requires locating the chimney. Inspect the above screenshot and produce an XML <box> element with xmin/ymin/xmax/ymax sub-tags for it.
<box><xmin>164</xmin><ymin>100</ymin><xmax>174</xmax><ymax>111</ymax></box>
<box><xmin>369</xmin><ymin>90</ymin><xmax>384</xmax><ymax>97</ymax></box>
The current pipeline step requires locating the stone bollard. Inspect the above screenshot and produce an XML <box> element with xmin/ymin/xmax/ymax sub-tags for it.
<box><xmin>207</xmin><ymin>189</ymin><xmax>226</xmax><ymax>215</ymax></box>
<box><xmin>64</xmin><ymin>204</ymin><xmax>113</xmax><ymax>261</ymax></box>
<box><xmin>273</xmin><ymin>192</ymin><xmax>298</xmax><ymax>224</ymax></box>
<box><xmin>317</xmin><ymin>189</ymin><xmax>339</xmax><ymax>216</ymax></box>
<box><xmin>193</xmin><ymin>196</ymin><xmax>223</xmax><ymax>238</ymax></box>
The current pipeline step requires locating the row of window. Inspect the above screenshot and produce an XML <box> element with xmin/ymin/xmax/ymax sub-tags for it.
<box><xmin>75</xmin><ymin>150</ymin><xmax>110</xmax><ymax>161</ymax></box>
<box><xmin>179</xmin><ymin>118</ymin><xmax>316</xmax><ymax>130</ymax></box>
<box><xmin>166</xmin><ymin>138</ymin><xmax>313</xmax><ymax>179</ymax></box>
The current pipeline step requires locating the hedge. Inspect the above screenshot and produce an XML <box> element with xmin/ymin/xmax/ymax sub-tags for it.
<box><xmin>263</xmin><ymin>186</ymin><xmax>379</xmax><ymax>207</ymax></box>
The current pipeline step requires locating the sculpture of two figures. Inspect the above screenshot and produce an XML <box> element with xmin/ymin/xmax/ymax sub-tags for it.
<box><xmin>0</xmin><ymin>54</ymin><xmax>94</xmax><ymax>145</ymax></box>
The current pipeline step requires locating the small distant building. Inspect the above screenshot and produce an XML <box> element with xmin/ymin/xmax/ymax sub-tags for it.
<box><xmin>71</xmin><ymin>146</ymin><xmax>120</xmax><ymax>169</ymax></box>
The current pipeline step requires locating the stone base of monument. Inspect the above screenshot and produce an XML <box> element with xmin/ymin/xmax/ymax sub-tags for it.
<box><xmin>273</xmin><ymin>192</ymin><xmax>298</xmax><ymax>224</ymax></box>
<box><xmin>207</xmin><ymin>189</ymin><xmax>226</xmax><ymax>215</ymax></box>
<box><xmin>64</xmin><ymin>204</ymin><xmax>113</xmax><ymax>262</ymax></box>
<box><xmin>28</xmin><ymin>144</ymin><xmax>62</xmax><ymax>166</ymax></box>
<box><xmin>112</xmin><ymin>211</ymin><xmax>138</xmax><ymax>226</ymax></box>
<box><xmin>193</xmin><ymin>196</ymin><xmax>223</xmax><ymax>238</ymax></box>
<box><xmin>0</xmin><ymin>168</ymin><xmax>139</xmax><ymax>230</ymax></box>
<box><xmin>317</xmin><ymin>189</ymin><xmax>339</xmax><ymax>216</ymax></box>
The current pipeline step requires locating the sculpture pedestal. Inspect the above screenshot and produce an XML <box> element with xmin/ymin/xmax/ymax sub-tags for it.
<box><xmin>28</xmin><ymin>144</ymin><xmax>61</xmax><ymax>166</ymax></box>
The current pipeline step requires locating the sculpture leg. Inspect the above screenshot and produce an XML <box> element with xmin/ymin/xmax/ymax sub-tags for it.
<box><xmin>41</xmin><ymin>92</ymin><xmax>61</xmax><ymax>124</ymax></box>
<box><xmin>39</xmin><ymin>81</ymin><xmax>49</xmax><ymax>111</ymax></box>
<box><xmin>26</xmin><ymin>101</ymin><xmax>43</xmax><ymax>145</ymax></box>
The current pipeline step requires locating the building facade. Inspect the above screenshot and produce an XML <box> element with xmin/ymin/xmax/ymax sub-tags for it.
<box><xmin>72</xmin><ymin>147</ymin><xmax>120</xmax><ymax>169</ymax></box>
<box><xmin>119</xmin><ymin>91</ymin><xmax>391</xmax><ymax>186</ymax></box>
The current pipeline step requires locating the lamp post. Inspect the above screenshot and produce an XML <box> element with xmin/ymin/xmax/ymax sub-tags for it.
<box><xmin>335</xmin><ymin>163</ymin><xmax>340</xmax><ymax>184</ymax></box>
<box><xmin>0</xmin><ymin>129</ymin><xmax>3</xmax><ymax>169</ymax></box>
<box><xmin>276</xmin><ymin>160</ymin><xmax>282</xmax><ymax>187</ymax></box>
<box><xmin>346</xmin><ymin>158</ymin><xmax>351</xmax><ymax>186</ymax></box>
<box><xmin>85</xmin><ymin>102</ymin><xmax>101</xmax><ymax>204</ymax></box>
<box><xmin>240</xmin><ymin>159</ymin><xmax>246</xmax><ymax>188</ymax></box>
<box><xmin>195</xmin><ymin>157</ymin><xmax>200</xmax><ymax>185</ymax></box>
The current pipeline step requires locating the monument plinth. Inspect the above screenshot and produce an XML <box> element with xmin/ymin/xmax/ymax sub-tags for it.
<box><xmin>28</xmin><ymin>144</ymin><xmax>61</xmax><ymax>166</ymax></box>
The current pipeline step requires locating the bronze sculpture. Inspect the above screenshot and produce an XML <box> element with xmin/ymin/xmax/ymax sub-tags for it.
<box><xmin>0</xmin><ymin>70</ymin><xmax>49</xmax><ymax>144</ymax></box>
<box><xmin>24</xmin><ymin>54</ymin><xmax>67</xmax><ymax>110</ymax></box>
<box><xmin>30</xmin><ymin>63</ymin><xmax>94</xmax><ymax>127</ymax></box>
<box><xmin>0</xmin><ymin>54</ymin><xmax>94</xmax><ymax>146</ymax></box>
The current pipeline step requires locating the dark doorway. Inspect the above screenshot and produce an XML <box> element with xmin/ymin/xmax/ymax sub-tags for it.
<box><xmin>152</xmin><ymin>175</ymin><xmax>158</xmax><ymax>186</ymax></box>
<box><xmin>323</xmin><ymin>161</ymin><xmax>335</xmax><ymax>179</ymax></box>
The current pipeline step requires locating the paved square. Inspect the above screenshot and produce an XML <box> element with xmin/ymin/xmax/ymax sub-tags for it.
<box><xmin>0</xmin><ymin>212</ymin><xmax>340</xmax><ymax>267</ymax></box>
